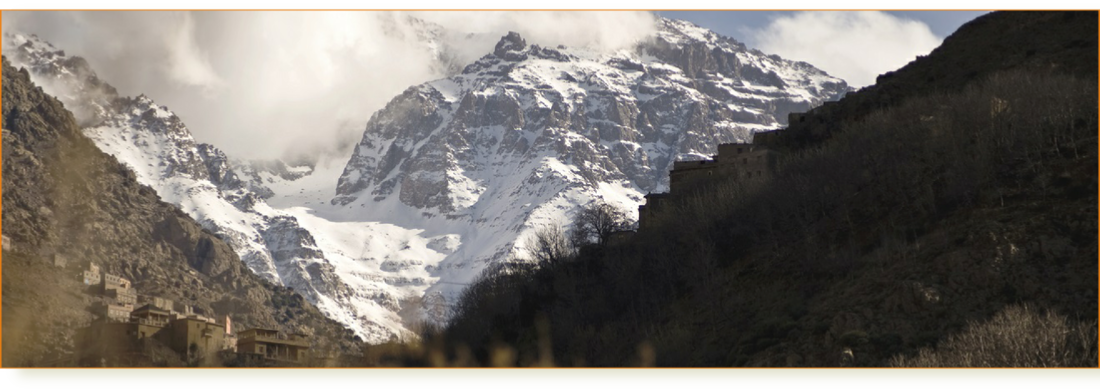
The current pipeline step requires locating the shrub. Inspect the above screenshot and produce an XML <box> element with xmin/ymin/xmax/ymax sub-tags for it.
<box><xmin>890</xmin><ymin>305</ymin><xmax>1098</xmax><ymax>367</ymax></box>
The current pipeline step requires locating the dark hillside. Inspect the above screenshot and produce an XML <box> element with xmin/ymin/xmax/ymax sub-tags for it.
<box><xmin>2</xmin><ymin>58</ymin><xmax>361</xmax><ymax>366</ymax></box>
<box><xmin>406</xmin><ymin>11</ymin><xmax>1099</xmax><ymax>367</ymax></box>
<box><xmin>775</xmin><ymin>11</ymin><xmax>1097</xmax><ymax>149</ymax></box>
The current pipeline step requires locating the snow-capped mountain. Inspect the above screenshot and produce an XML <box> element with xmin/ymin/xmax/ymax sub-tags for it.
<box><xmin>4</xmin><ymin>16</ymin><xmax>847</xmax><ymax>341</ymax></box>
<box><xmin>333</xmin><ymin>19</ymin><xmax>849</xmax><ymax>305</ymax></box>
<box><xmin>4</xmin><ymin>32</ymin><xmax>453</xmax><ymax>343</ymax></box>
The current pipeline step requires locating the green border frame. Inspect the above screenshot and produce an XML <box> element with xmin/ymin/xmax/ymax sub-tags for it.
<box><xmin>6</xmin><ymin>2</ymin><xmax>1100</xmax><ymax>389</ymax></box>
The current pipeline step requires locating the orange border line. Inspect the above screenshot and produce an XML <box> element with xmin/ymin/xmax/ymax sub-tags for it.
<box><xmin>0</xmin><ymin>9</ymin><xmax>1097</xmax><ymax>370</ymax></box>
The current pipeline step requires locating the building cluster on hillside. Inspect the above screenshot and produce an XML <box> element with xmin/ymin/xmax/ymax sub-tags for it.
<box><xmin>78</xmin><ymin>262</ymin><xmax>311</xmax><ymax>365</ymax></box>
<box><xmin>637</xmin><ymin>136</ymin><xmax>779</xmax><ymax>229</ymax></box>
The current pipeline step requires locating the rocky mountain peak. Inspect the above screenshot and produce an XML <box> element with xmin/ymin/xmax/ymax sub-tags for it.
<box><xmin>2</xmin><ymin>56</ymin><xmax>362</xmax><ymax>365</ymax></box>
<box><xmin>332</xmin><ymin>17</ymin><xmax>851</xmax><ymax>308</ymax></box>
<box><xmin>493</xmin><ymin>31</ymin><xmax>528</xmax><ymax>60</ymax></box>
<box><xmin>4</xmin><ymin>31</ymin><xmax>453</xmax><ymax>343</ymax></box>
<box><xmin>7</xmin><ymin>16</ymin><xmax>851</xmax><ymax>340</ymax></box>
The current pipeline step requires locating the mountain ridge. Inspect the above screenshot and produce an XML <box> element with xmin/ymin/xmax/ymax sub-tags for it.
<box><xmin>4</xmin><ymin>16</ymin><xmax>849</xmax><ymax>342</ymax></box>
<box><xmin>1</xmin><ymin>57</ymin><xmax>362</xmax><ymax>366</ymax></box>
<box><xmin>332</xmin><ymin>21</ymin><xmax>849</xmax><ymax>308</ymax></box>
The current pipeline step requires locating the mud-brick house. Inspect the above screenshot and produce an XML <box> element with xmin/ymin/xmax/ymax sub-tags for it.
<box><xmin>81</xmin><ymin>304</ymin><xmax>231</xmax><ymax>363</ymax></box>
<box><xmin>132</xmin><ymin>304</ymin><xmax>172</xmax><ymax>327</ymax></box>
<box><xmin>83</xmin><ymin>262</ymin><xmax>102</xmax><ymax>285</ymax></box>
<box><xmin>638</xmin><ymin>140</ymin><xmax>779</xmax><ymax>229</ymax></box>
<box><xmin>102</xmin><ymin>273</ymin><xmax>132</xmax><ymax>292</ymax></box>
<box><xmin>667</xmin><ymin>142</ymin><xmax>778</xmax><ymax>196</ymax></box>
<box><xmin>82</xmin><ymin>318</ymin><xmax>167</xmax><ymax>355</ymax></box>
<box><xmin>170</xmin><ymin>315</ymin><xmax>227</xmax><ymax>359</ymax></box>
<box><xmin>138</xmin><ymin>295</ymin><xmax>175</xmax><ymax>312</ymax></box>
<box><xmin>637</xmin><ymin>192</ymin><xmax>672</xmax><ymax>230</ymax></box>
<box><xmin>237</xmin><ymin>328</ymin><xmax>311</xmax><ymax>363</ymax></box>
<box><xmin>101</xmin><ymin>303</ymin><xmax>134</xmax><ymax>322</ymax></box>
<box><xmin>107</xmin><ymin>287</ymin><xmax>138</xmax><ymax>306</ymax></box>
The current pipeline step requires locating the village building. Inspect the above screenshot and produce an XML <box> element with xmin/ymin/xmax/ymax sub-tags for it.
<box><xmin>102</xmin><ymin>273</ymin><xmax>132</xmax><ymax>292</ymax></box>
<box><xmin>170</xmin><ymin>315</ymin><xmax>227</xmax><ymax>359</ymax></box>
<box><xmin>73</xmin><ymin>260</ymin><xmax>306</xmax><ymax>365</ymax></box>
<box><xmin>83</xmin><ymin>262</ymin><xmax>102</xmax><ymax>285</ymax></box>
<box><xmin>107</xmin><ymin>287</ymin><xmax>138</xmax><ymax>306</ymax></box>
<box><xmin>638</xmin><ymin>139</ymin><xmax>778</xmax><ymax>229</ymax></box>
<box><xmin>132</xmin><ymin>304</ymin><xmax>173</xmax><ymax>327</ymax></box>
<box><xmin>637</xmin><ymin>192</ymin><xmax>672</xmax><ymax>227</ymax></box>
<box><xmin>102</xmin><ymin>303</ymin><xmax>135</xmax><ymax>323</ymax></box>
<box><xmin>223</xmin><ymin>316</ymin><xmax>238</xmax><ymax>352</ymax></box>
<box><xmin>1</xmin><ymin>235</ymin><xmax>11</xmax><ymax>251</ymax></box>
<box><xmin>138</xmin><ymin>295</ymin><xmax>174</xmax><ymax>312</ymax></box>
<box><xmin>49</xmin><ymin>253</ymin><xmax>69</xmax><ymax>268</ymax></box>
<box><xmin>82</xmin><ymin>301</ymin><xmax>239</xmax><ymax>365</ymax></box>
<box><xmin>237</xmin><ymin>328</ymin><xmax>311</xmax><ymax>364</ymax></box>
<box><xmin>668</xmin><ymin>142</ymin><xmax>777</xmax><ymax>196</ymax></box>
<box><xmin>81</xmin><ymin>316</ymin><xmax>167</xmax><ymax>359</ymax></box>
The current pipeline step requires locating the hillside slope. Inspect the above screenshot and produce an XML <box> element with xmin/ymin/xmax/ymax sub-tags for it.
<box><xmin>3</xmin><ymin>32</ymin><xmax>451</xmax><ymax>343</ymax></box>
<box><xmin>4</xmin><ymin>16</ymin><xmax>850</xmax><ymax>339</ymax></box>
<box><xmin>777</xmin><ymin>11</ymin><xmax>1097</xmax><ymax>149</ymax></box>
<box><xmin>332</xmin><ymin>19</ymin><xmax>848</xmax><ymax>308</ymax></box>
<box><xmin>420</xmin><ymin>11</ymin><xmax>1098</xmax><ymax>367</ymax></box>
<box><xmin>1</xmin><ymin>58</ymin><xmax>361</xmax><ymax>366</ymax></box>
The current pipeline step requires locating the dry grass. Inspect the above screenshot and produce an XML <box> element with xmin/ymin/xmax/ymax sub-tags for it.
<box><xmin>890</xmin><ymin>305</ymin><xmax>1098</xmax><ymax>367</ymax></box>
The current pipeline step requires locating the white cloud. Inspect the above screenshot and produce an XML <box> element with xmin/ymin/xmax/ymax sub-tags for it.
<box><xmin>750</xmin><ymin>11</ymin><xmax>942</xmax><ymax>87</ymax></box>
<box><xmin>413</xmin><ymin>11</ymin><xmax>656</xmax><ymax>56</ymax></box>
<box><xmin>2</xmin><ymin>11</ymin><xmax>657</xmax><ymax>162</ymax></box>
<box><xmin>164</xmin><ymin>12</ymin><xmax>222</xmax><ymax>91</ymax></box>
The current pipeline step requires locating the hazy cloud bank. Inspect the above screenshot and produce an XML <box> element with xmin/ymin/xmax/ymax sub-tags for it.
<box><xmin>749</xmin><ymin>11</ymin><xmax>942</xmax><ymax>87</ymax></box>
<box><xmin>2</xmin><ymin>11</ymin><xmax>656</xmax><ymax>162</ymax></box>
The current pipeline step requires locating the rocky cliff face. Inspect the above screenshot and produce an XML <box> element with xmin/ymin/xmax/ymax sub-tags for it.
<box><xmin>333</xmin><ymin>18</ymin><xmax>849</xmax><ymax>305</ymax></box>
<box><xmin>4</xmin><ymin>16</ymin><xmax>848</xmax><ymax>339</ymax></box>
<box><xmin>4</xmin><ymin>32</ymin><xmax>449</xmax><ymax>343</ymax></box>
<box><xmin>1</xmin><ymin>58</ymin><xmax>361</xmax><ymax>366</ymax></box>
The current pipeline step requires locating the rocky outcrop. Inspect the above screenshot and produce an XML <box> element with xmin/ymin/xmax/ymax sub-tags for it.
<box><xmin>336</xmin><ymin>22</ymin><xmax>849</xmax><ymax>209</ymax></box>
<box><xmin>5</xmin><ymin>32</ymin><xmax>442</xmax><ymax>343</ymax></box>
<box><xmin>332</xmin><ymin>20</ymin><xmax>849</xmax><ymax>304</ymax></box>
<box><xmin>152</xmin><ymin>212</ymin><xmax>238</xmax><ymax>278</ymax></box>
<box><xmin>1</xmin><ymin>58</ymin><xmax>361</xmax><ymax>366</ymax></box>
<box><xmin>6</xmin><ymin>17</ymin><xmax>851</xmax><ymax>338</ymax></box>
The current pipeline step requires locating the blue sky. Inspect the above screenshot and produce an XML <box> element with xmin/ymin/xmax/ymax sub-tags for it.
<box><xmin>0</xmin><ymin>9</ymin><xmax>994</xmax><ymax>158</ymax></box>
<box><xmin>658</xmin><ymin>11</ymin><xmax>990</xmax><ymax>87</ymax></box>
<box><xmin>658</xmin><ymin>11</ymin><xmax>989</xmax><ymax>44</ymax></box>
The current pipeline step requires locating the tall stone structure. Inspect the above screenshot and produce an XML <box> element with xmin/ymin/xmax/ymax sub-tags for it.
<box><xmin>638</xmin><ymin>138</ymin><xmax>778</xmax><ymax>229</ymax></box>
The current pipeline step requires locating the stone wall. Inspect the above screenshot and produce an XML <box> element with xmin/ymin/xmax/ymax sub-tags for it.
<box><xmin>639</xmin><ymin>141</ymin><xmax>778</xmax><ymax>229</ymax></box>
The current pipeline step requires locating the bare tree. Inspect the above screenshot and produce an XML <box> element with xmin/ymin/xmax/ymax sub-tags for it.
<box><xmin>526</xmin><ymin>225</ymin><xmax>574</xmax><ymax>268</ymax></box>
<box><xmin>570</xmin><ymin>202</ymin><xmax>631</xmax><ymax>247</ymax></box>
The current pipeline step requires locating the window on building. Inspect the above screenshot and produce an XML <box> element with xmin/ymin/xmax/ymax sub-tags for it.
<box><xmin>747</xmin><ymin>172</ymin><xmax>752</xmax><ymax>178</ymax></box>
<box><xmin>737</xmin><ymin>148</ymin><xmax>743</xmax><ymax>153</ymax></box>
<box><xmin>743</xmin><ymin>158</ymin><xmax>747</xmax><ymax>164</ymax></box>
